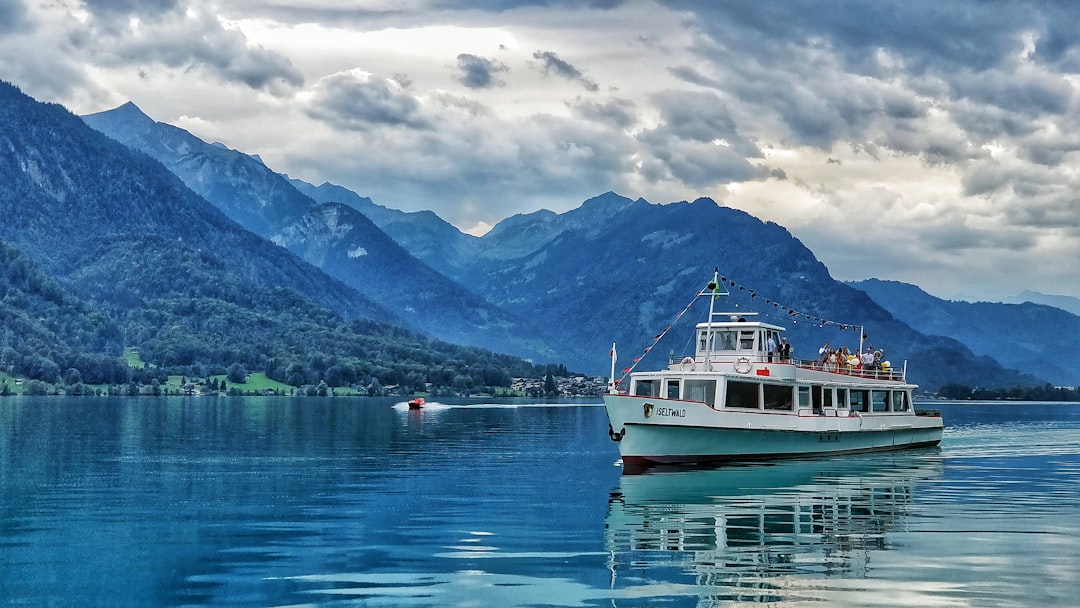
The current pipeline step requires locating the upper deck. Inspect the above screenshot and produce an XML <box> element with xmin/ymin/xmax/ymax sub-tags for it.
<box><xmin>691</xmin><ymin>313</ymin><xmax>785</xmax><ymax>357</ymax></box>
<box><xmin>660</xmin><ymin>312</ymin><xmax>906</xmax><ymax>384</ymax></box>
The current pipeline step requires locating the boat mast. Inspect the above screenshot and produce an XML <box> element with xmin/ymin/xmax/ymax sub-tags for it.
<box><xmin>707</xmin><ymin>268</ymin><xmax>720</xmax><ymax>326</ymax></box>
<box><xmin>706</xmin><ymin>268</ymin><xmax>721</xmax><ymax>370</ymax></box>
<box><xmin>608</xmin><ymin>341</ymin><xmax>617</xmax><ymax>394</ymax></box>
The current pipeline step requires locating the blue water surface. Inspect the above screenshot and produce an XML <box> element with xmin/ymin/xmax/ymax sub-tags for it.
<box><xmin>1</xmin><ymin>397</ymin><xmax>1078</xmax><ymax>607</ymax></box>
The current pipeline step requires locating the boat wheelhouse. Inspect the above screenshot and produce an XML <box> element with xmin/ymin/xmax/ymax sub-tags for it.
<box><xmin>603</xmin><ymin>270</ymin><xmax>943</xmax><ymax>467</ymax></box>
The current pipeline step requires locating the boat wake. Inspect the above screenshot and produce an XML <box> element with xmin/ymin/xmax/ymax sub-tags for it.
<box><xmin>391</xmin><ymin>401</ymin><xmax>451</xmax><ymax>412</ymax></box>
<box><xmin>392</xmin><ymin>401</ymin><xmax>600</xmax><ymax>412</ymax></box>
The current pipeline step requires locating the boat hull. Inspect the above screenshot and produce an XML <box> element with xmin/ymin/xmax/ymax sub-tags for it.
<box><xmin>604</xmin><ymin>394</ymin><xmax>942</xmax><ymax>465</ymax></box>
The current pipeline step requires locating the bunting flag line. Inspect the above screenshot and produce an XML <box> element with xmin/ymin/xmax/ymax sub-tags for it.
<box><xmin>614</xmin><ymin>275</ymin><xmax>868</xmax><ymax>391</ymax></box>
<box><xmin>719</xmin><ymin>275</ymin><xmax>865</xmax><ymax>334</ymax></box>
<box><xmin>617</xmin><ymin>286</ymin><xmax>709</xmax><ymax>386</ymax></box>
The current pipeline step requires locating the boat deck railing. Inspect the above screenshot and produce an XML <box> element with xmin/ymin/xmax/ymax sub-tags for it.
<box><xmin>794</xmin><ymin>359</ymin><xmax>903</xmax><ymax>381</ymax></box>
<box><xmin>667</xmin><ymin>354</ymin><xmax>905</xmax><ymax>381</ymax></box>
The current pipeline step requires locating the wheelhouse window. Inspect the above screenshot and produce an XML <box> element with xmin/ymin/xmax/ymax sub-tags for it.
<box><xmin>725</xmin><ymin>380</ymin><xmax>760</xmax><ymax>409</ymax></box>
<box><xmin>717</xmin><ymin>331</ymin><xmax>737</xmax><ymax>351</ymax></box>
<box><xmin>739</xmin><ymin>330</ymin><xmax>756</xmax><ymax>351</ymax></box>
<box><xmin>666</xmin><ymin>380</ymin><xmax>680</xmax><ymax>400</ymax></box>
<box><xmin>763</xmin><ymin>384</ymin><xmax>793</xmax><ymax>411</ymax></box>
<box><xmin>634</xmin><ymin>379</ymin><xmax>659</xmax><ymax>397</ymax></box>
<box><xmin>686</xmin><ymin>379</ymin><xmax>716</xmax><ymax>404</ymax></box>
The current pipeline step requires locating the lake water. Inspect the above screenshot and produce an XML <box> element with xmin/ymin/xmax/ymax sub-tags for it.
<box><xmin>1</xmin><ymin>397</ymin><xmax>1078</xmax><ymax>607</ymax></box>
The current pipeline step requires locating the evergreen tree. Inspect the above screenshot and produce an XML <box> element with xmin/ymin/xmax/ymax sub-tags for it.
<box><xmin>544</xmin><ymin>371</ymin><xmax>557</xmax><ymax>396</ymax></box>
<box><xmin>227</xmin><ymin>362</ymin><xmax>247</xmax><ymax>384</ymax></box>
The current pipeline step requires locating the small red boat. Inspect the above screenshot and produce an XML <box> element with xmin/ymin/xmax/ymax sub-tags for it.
<box><xmin>407</xmin><ymin>397</ymin><xmax>425</xmax><ymax>409</ymax></box>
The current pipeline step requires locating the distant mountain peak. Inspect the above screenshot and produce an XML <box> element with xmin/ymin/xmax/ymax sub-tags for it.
<box><xmin>1002</xmin><ymin>289</ymin><xmax>1080</xmax><ymax>315</ymax></box>
<box><xmin>580</xmin><ymin>191</ymin><xmax>634</xmax><ymax>209</ymax></box>
<box><xmin>86</xmin><ymin>101</ymin><xmax>155</xmax><ymax>128</ymax></box>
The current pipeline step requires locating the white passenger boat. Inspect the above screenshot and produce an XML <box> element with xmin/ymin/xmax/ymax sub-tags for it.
<box><xmin>604</xmin><ymin>270</ymin><xmax>943</xmax><ymax>467</ymax></box>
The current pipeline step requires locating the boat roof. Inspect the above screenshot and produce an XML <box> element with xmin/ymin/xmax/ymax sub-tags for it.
<box><xmin>695</xmin><ymin>312</ymin><xmax>785</xmax><ymax>332</ymax></box>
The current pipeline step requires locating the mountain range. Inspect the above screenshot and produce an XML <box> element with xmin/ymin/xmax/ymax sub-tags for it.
<box><xmin>853</xmin><ymin>280</ymin><xmax>1080</xmax><ymax>386</ymax></box>
<box><xmin>81</xmin><ymin>102</ymin><xmax>559</xmax><ymax>364</ymax></box>
<box><xmin>1</xmin><ymin>79</ymin><xmax>1072</xmax><ymax>393</ymax></box>
<box><xmin>80</xmin><ymin>97</ymin><xmax>1060</xmax><ymax>391</ymax></box>
<box><xmin>1000</xmin><ymin>290</ymin><xmax>1080</xmax><ymax>316</ymax></box>
<box><xmin>0</xmin><ymin>80</ymin><xmax>553</xmax><ymax>393</ymax></box>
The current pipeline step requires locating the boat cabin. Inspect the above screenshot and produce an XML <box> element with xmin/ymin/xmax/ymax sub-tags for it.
<box><xmin>691</xmin><ymin>313</ymin><xmax>784</xmax><ymax>363</ymax></box>
<box><xmin>629</xmin><ymin>373</ymin><xmax>914</xmax><ymax>417</ymax></box>
<box><xmin>627</xmin><ymin>313</ymin><xmax>914</xmax><ymax>417</ymax></box>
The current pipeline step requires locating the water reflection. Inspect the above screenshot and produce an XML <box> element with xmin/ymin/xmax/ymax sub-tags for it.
<box><xmin>605</xmin><ymin>450</ymin><xmax>943</xmax><ymax>605</ymax></box>
<box><xmin>5</xmin><ymin>399</ymin><xmax>1078</xmax><ymax>606</ymax></box>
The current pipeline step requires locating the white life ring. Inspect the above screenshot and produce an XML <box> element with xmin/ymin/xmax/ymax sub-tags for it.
<box><xmin>680</xmin><ymin>356</ymin><xmax>695</xmax><ymax>371</ymax></box>
<box><xmin>734</xmin><ymin>357</ymin><xmax>752</xmax><ymax>374</ymax></box>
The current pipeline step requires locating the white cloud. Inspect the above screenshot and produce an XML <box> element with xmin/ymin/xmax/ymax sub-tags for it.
<box><xmin>6</xmin><ymin>0</ymin><xmax>1080</xmax><ymax>299</ymax></box>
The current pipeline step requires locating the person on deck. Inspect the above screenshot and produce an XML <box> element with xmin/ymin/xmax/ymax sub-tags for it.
<box><xmin>779</xmin><ymin>337</ymin><xmax>792</xmax><ymax>362</ymax></box>
<box><xmin>818</xmin><ymin>342</ymin><xmax>830</xmax><ymax>365</ymax></box>
<box><xmin>861</xmin><ymin>347</ymin><xmax>875</xmax><ymax>370</ymax></box>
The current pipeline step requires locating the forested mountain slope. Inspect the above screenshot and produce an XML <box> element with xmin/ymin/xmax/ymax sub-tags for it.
<box><xmin>85</xmin><ymin>103</ymin><xmax>560</xmax><ymax>363</ymax></box>
<box><xmin>0</xmin><ymin>81</ymin><xmax>556</xmax><ymax>391</ymax></box>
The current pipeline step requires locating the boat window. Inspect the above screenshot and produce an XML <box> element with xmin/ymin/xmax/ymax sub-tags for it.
<box><xmin>798</xmin><ymin>386</ymin><xmax>811</xmax><ymax>408</ymax></box>
<box><xmin>871</xmin><ymin>390</ymin><xmax>889</xmax><ymax>412</ymax></box>
<box><xmin>850</xmin><ymin>389</ymin><xmax>869</xmax><ymax>412</ymax></box>
<box><xmin>765</xmin><ymin>330</ymin><xmax>780</xmax><ymax>356</ymax></box>
<box><xmin>699</xmin><ymin>331</ymin><xmax>707</xmax><ymax>352</ymax></box>
<box><xmin>836</xmin><ymin>388</ymin><xmax>849</xmax><ymax>409</ymax></box>
<box><xmin>717</xmin><ymin>331</ymin><xmax>737</xmax><ymax>351</ymax></box>
<box><xmin>725</xmin><ymin>380</ymin><xmax>760</xmax><ymax>408</ymax></box>
<box><xmin>892</xmin><ymin>390</ymin><xmax>909</xmax><ymax>411</ymax></box>
<box><xmin>738</xmin><ymin>330</ymin><xmax>755</xmax><ymax>350</ymax></box>
<box><xmin>763</xmin><ymin>384</ymin><xmax>793</xmax><ymax>411</ymax></box>
<box><xmin>822</xmin><ymin>388</ymin><xmax>834</xmax><ymax>408</ymax></box>
<box><xmin>686</xmin><ymin>379</ymin><xmax>716</xmax><ymax>404</ymax></box>
<box><xmin>634</xmin><ymin>379</ymin><xmax>659</xmax><ymax>397</ymax></box>
<box><xmin>666</xmin><ymin>380</ymin><xmax>680</xmax><ymax>400</ymax></box>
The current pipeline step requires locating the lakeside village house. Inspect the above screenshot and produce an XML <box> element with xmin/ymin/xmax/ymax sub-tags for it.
<box><xmin>381</xmin><ymin>375</ymin><xmax>607</xmax><ymax>398</ymax></box>
<box><xmin>510</xmin><ymin>375</ymin><xmax>608</xmax><ymax>397</ymax></box>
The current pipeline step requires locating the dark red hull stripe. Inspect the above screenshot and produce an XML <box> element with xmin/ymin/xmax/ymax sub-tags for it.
<box><xmin>620</xmin><ymin>439</ymin><xmax>942</xmax><ymax>466</ymax></box>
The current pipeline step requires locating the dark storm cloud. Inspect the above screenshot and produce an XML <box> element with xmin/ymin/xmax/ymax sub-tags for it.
<box><xmin>532</xmin><ymin>50</ymin><xmax>599</xmax><ymax>91</ymax></box>
<box><xmin>69</xmin><ymin>7</ymin><xmax>303</xmax><ymax>93</ymax></box>
<box><xmin>669</xmin><ymin>1</ymin><xmax>1080</xmax><ymax>159</ymax></box>
<box><xmin>667</xmin><ymin>65</ymin><xmax>722</xmax><ymax>89</ymax></box>
<box><xmin>83</xmin><ymin>0</ymin><xmax>180</xmax><ymax>17</ymax></box>
<box><xmin>306</xmin><ymin>71</ymin><xmax>427</xmax><ymax>131</ymax></box>
<box><xmin>455</xmin><ymin>54</ymin><xmax>508</xmax><ymax>89</ymax></box>
<box><xmin>567</xmin><ymin>97</ymin><xmax>637</xmax><ymax>129</ymax></box>
<box><xmin>637</xmin><ymin>128</ymin><xmax>768</xmax><ymax>188</ymax></box>
<box><xmin>948</xmin><ymin>67</ymin><xmax>1074</xmax><ymax>118</ymax></box>
<box><xmin>650</xmin><ymin>90</ymin><xmax>762</xmax><ymax>158</ymax></box>
<box><xmin>669</xmin><ymin>0</ymin><xmax>1048</xmax><ymax>74</ymax></box>
<box><xmin>431</xmin><ymin>0</ymin><xmax>626</xmax><ymax>9</ymax></box>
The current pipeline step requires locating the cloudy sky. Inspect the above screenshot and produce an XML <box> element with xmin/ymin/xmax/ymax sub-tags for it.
<box><xmin>3</xmin><ymin>0</ymin><xmax>1079</xmax><ymax>301</ymax></box>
